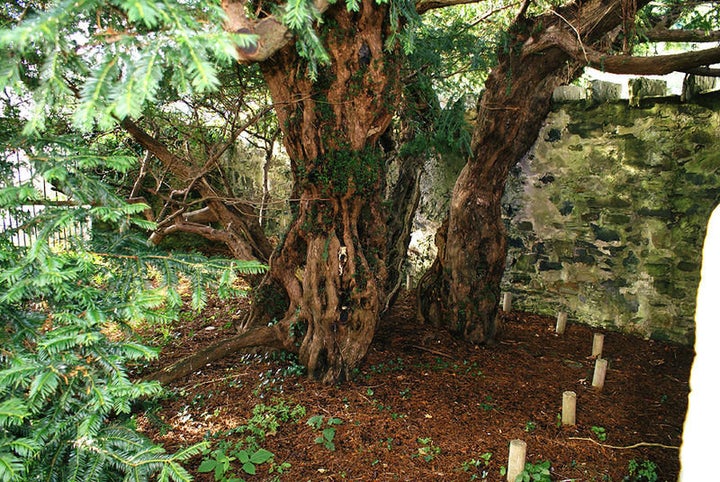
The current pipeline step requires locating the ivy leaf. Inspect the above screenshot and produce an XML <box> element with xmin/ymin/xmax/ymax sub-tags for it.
<box><xmin>197</xmin><ymin>459</ymin><xmax>217</xmax><ymax>473</ymax></box>
<box><xmin>249</xmin><ymin>448</ymin><xmax>274</xmax><ymax>464</ymax></box>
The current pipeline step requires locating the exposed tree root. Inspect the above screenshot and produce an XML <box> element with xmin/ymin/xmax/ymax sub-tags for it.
<box><xmin>145</xmin><ymin>322</ymin><xmax>292</xmax><ymax>385</ymax></box>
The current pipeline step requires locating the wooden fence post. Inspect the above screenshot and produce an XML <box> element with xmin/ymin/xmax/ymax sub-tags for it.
<box><xmin>592</xmin><ymin>333</ymin><xmax>604</xmax><ymax>358</ymax></box>
<box><xmin>556</xmin><ymin>312</ymin><xmax>568</xmax><ymax>334</ymax></box>
<box><xmin>562</xmin><ymin>391</ymin><xmax>576</xmax><ymax>425</ymax></box>
<box><xmin>592</xmin><ymin>358</ymin><xmax>608</xmax><ymax>389</ymax></box>
<box><xmin>503</xmin><ymin>292</ymin><xmax>512</xmax><ymax>312</ymax></box>
<box><xmin>507</xmin><ymin>439</ymin><xmax>527</xmax><ymax>482</ymax></box>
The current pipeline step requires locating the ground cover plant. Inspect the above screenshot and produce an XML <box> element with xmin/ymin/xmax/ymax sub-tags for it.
<box><xmin>137</xmin><ymin>292</ymin><xmax>691</xmax><ymax>481</ymax></box>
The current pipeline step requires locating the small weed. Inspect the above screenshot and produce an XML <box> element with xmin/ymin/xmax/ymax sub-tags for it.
<box><xmin>516</xmin><ymin>460</ymin><xmax>552</xmax><ymax>482</ymax></box>
<box><xmin>461</xmin><ymin>360</ymin><xmax>484</xmax><ymax>377</ymax></box>
<box><xmin>271</xmin><ymin>350</ymin><xmax>306</xmax><ymax>377</ymax></box>
<box><xmin>623</xmin><ymin>459</ymin><xmax>658</xmax><ymax>482</ymax></box>
<box><xmin>524</xmin><ymin>421</ymin><xmax>537</xmax><ymax>433</ymax></box>
<box><xmin>479</xmin><ymin>395</ymin><xmax>494</xmax><ymax>411</ymax></box>
<box><xmin>459</xmin><ymin>452</ymin><xmax>492</xmax><ymax>480</ymax></box>
<box><xmin>433</xmin><ymin>357</ymin><xmax>451</xmax><ymax>371</ymax></box>
<box><xmin>307</xmin><ymin>415</ymin><xmax>343</xmax><ymax>451</ymax></box>
<box><xmin>591</xmin><ymin>425</ymin><xmax>607</xmax><ymax>441</ymax></box>
<box><xmin>269</xmin><ymin>460</ymin><xmax>292</xmax><ymax>475</ymax></box>
<box><xmin>399</xmin><ymin>387</ymin><xmax>412</xmax><ymax>399</ymax></box>
<box><xmin>415</xmin><ymin>437</ymin><xmax>441</xmax><ymax>462</ymax></box>
<box><xmin>198</xmin><ymin>446</ymin><xmax>274</xmax><ymax>481</ymax></box>
<box><xmin>369</xmin><ymin>357</ymin><xmax>405</xmax><ymax>374</ymax></box>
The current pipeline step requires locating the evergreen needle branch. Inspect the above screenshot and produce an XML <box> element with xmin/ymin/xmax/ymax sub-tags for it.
<box><xmin>89</xmin><ymin>251</ymin><xmax>250</xmax><ymax>271</ymax></box>
<box><xmin>567</xmin><ymin>437</ymin><xmax>679</xmax><ymax>450</ymax></box>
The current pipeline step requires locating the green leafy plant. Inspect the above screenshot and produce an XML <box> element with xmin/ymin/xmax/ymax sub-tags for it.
<box><xmin>624</xmin><ymin>459</ymin><xmax>658</xmax><ymax>482</ymax></box>
<box><xmin>524</xmin><ymin>421</ymin><xmax>537</xmax><ymax>433</ymax></box>
<box><xmin>307</xmin><ymin>415</ymin><xmax>343</xmax><ymax>451</ymax></box>
<box><xmin>460</xmin><ymin>452</ymin><xmax>493</xmax><ymax>480</ymax></box>
<box><xmin>415</xmin><ymin>437</ymin><xmax>442</xmax><ymax>462</ymax></box>
<box><xmin>198</xmin><ymin>446</ymin><xmax>274</xmax><ymax>481</ymax></box>
<box><xmin>515</xmin><ymin>460</ymin><xmax>552</xmax><ymax>482</ymax></box>
<box><xmin>200</xmin><ymin>399</ymin><xmax>303</xmax><ymax>481</ymax></box>
<box><xmin>591</xmin><ymin>425</ymin><xmax>607</xmax><ymax>441</ymax></box>
<box><xmin>198</xmin><ymin>448</ymin><xmax>238</xmax><ymax>481</ymax></box>
<box><xmin>0</xmin><ymin>136</ymin><xmax>266</xmax><ymax>480</ymax></box>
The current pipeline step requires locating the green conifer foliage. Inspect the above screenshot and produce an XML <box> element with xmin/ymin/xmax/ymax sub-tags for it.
<box><xmin>0</xmin><ymin>136</ymin><xmax>265</xmax><ymax>480</ymax></box>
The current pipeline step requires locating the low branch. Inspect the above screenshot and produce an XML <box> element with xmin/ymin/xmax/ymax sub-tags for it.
<box><xmin>684</xmin><ymin>66</ymin><xmax>720</xmax><ymax>77</ymax></box>
<box><xmin>183</xmin><ymin>207</ymin><xmax>218</xmax><ymax>224</ymax></box>
<box><xmin>121</xmin><ymin>118</ymin><xmax>194</xmax><ymax>181</ymax></box>
<box><xmin>644</xmin><ymin>27</ymin><xmax>720</xmax><ymax>44</ymax></box>
<box><xmin>583</xmin><ymin>46</ymin><xmax>720</xmax><ymax>76</ymax></box>
<box><xmin>533</xmin><ymin>26</ymin><xmax>720</xmax><ymax>75</ymax></box>
<box><xmin>148</xmin><ymin>220</ymin><xmax>232</xmax><ymax>246</ymax></box>
<box><xmin>145</xmin><ymin>323</ymin><xmax>292</xmax><ymax>385</ymax></box>
<box><xmin>416</xmin><ymin>0</ymin><xmax>483</xmax><ymax>15</ymax></box>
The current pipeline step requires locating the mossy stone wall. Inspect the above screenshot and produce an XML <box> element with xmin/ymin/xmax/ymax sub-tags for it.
<box><xmin>502</xmin><ymin>93</ymin><xmax>720</xmax><ymax>344</ymax></box>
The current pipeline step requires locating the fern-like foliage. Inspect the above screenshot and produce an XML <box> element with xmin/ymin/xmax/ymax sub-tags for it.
<box><xmin>0</xmin><ymin>0</ymin><xmax>257</xmax><ymax>134</ymax></box>
<box><xmin>0</xmin><ymin>133</ymin><xmax>266</xmax><ymax>481</ymax></box>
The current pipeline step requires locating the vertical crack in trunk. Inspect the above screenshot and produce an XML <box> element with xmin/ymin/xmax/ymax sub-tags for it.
<box><xmin>241</xmin><ymin>0</ymin><xmax>398</xmax><ymax>383</ymax></box>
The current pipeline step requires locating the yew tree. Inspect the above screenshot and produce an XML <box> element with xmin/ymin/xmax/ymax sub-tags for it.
<box><xmin>418</xmin><ymin>0</ymin><xmax>720</xmax><ymax>344</ymax></box>
<box><xmin>4</xmin><ymin>0</ymin><xmax>720</xmax><ymax>387</ymax></box>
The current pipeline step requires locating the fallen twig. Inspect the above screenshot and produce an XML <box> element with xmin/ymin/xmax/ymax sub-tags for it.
<box><xmin>411</xmin><ymin>345</ymin><xmax>454</xmax><ymax>359</ymax></box>
<box><xmin>567</xmin><ymin>437</ymin><xmax>678</xmax><ymax>450</ymax></box>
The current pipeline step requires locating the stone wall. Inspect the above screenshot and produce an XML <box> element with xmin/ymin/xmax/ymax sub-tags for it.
<box><xmin>502</xmin><ymin>90</ymin><xmax>720</xmax><ymax>344</ymax></box>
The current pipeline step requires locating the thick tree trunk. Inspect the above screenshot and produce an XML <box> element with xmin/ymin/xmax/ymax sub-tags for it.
<box><xmin>418</xmin><ymin>0</ymin><xmax>632</xmax><ymax>343</ymax></box>
<box><xmin>419</xmin><ymin>51</ymin><xmax>573</xmax><ymax>342</ymax></box>
<box><xmin>240</xmin><ymin>0</ymin><xmax>398</xmax><ymax>383</ymax></box>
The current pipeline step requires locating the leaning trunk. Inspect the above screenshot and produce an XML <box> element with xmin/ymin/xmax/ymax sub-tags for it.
<box><xmin>419</xmin><ymin>25</ymin><xmax>582</xmax><ymax>343</ymax></box>
<box><xmin>419</xmin><ymin>0</ymin><xmax>635</xmax><ymax>343</ymax></box>
<box><xmin>242</xmin><ymin>0</ymin><xmax>398</xmax><ymax>383</ymax></box>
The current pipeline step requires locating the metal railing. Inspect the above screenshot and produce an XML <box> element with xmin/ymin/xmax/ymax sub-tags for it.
<box><xmin>1</xmin><ymin>152</ymin><xmax>90</xmax><ymax>248</ymax></box>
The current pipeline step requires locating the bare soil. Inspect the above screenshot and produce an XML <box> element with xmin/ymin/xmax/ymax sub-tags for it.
<box><xmin>138</xmin><ymin>291</ymin><xmax>692</xmax><ymax>481</ymax></box>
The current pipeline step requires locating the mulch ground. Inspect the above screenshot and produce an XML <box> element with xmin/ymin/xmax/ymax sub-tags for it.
<box><xmin>138</xmin><ymin>291</ymin><xmax>692</xmax><ymax>481</ymax></box>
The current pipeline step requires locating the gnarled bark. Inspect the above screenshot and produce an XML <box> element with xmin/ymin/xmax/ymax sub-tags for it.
<box><xmin>121</xmin><ymin>118</ymin><xmax>273</xmax><ymax>261</ymax></box>
<box><xmin>236</xmin><ymin>0</ymin><xmax>399</xmax><ymax>384</ymax></box>
<box><xmin>418</xmin><ymin>0</ymin><xmax>645</xmax><ymax>343</ymax></box>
